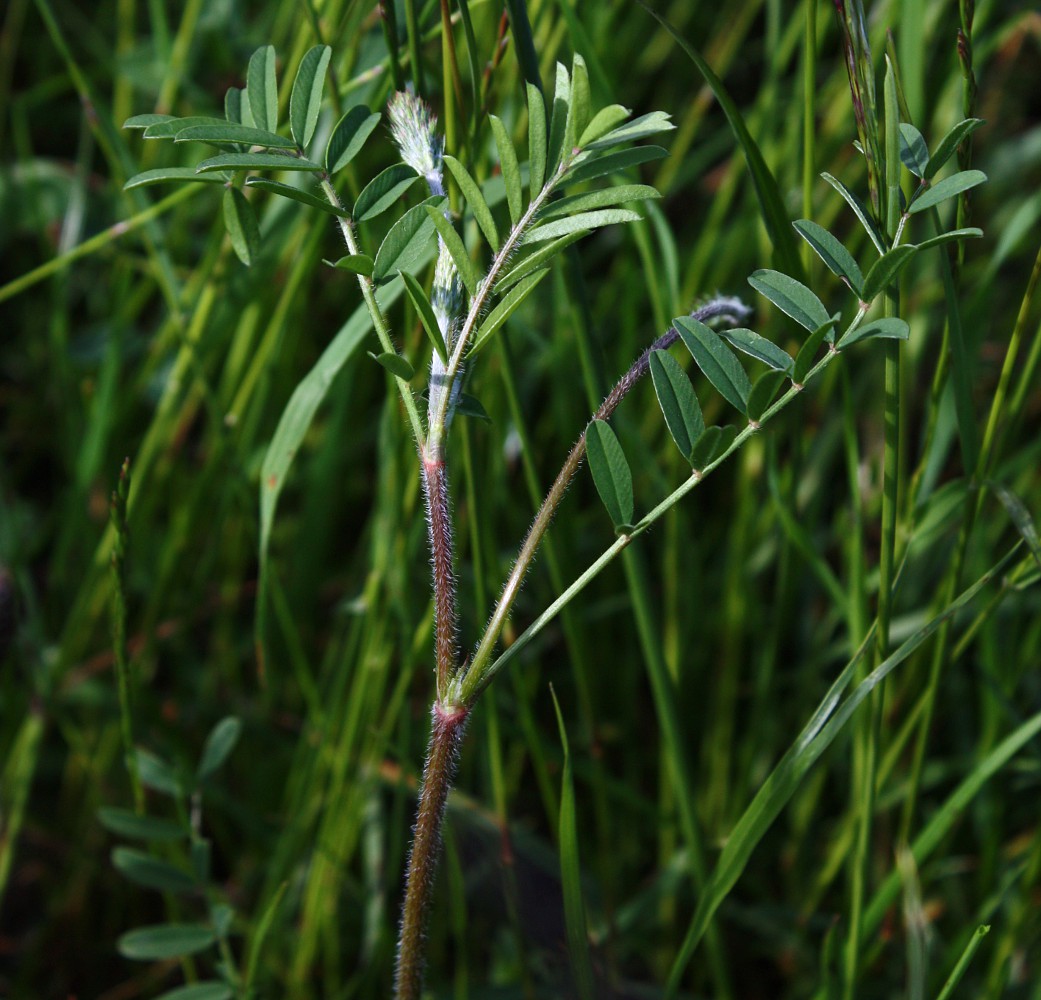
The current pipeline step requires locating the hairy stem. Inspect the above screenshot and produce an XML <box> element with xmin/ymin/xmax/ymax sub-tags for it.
<box><xmin>395</xmin><ymin>702</ymin><xmax>469</xmax><ymax>1000</ymax></box>
<box><xmin>422</xmin><ymin>454</ymin><xmax>459</xmax><ymax>699</ymax></box>
<box><xmin>458</xmin><ymin>297</ymin><xmax>750</xmax><ymax>703</ymax></box>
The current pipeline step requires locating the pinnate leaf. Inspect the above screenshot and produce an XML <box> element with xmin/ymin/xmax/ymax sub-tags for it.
<box><xmin>747</xmin><ymin>369</ymin><xmax>788</xmax><ymax>421</ymax></box>
<box><xmin>143</xmin><ymin>116</ymin><xmax>229</xmax><ymax>139</ymax></box>
<box><xmin>914</xmin><ymin>227</ymin><xmax>983</xmax><ymax>251</ymax></box>
<box><xmin>898</xmin><ymin>123</ymin><xmax>929</xmax><ymax>177</ymax></box>
<box><xmin>860</xmin><ymin>245</ymin><xmax>918</xmax><ymax>301</ymax></box>
<box><xmin>469</xmin><ymin>269</ymin><xmax>549</xmax><ymax>355</ymax></box>
<box><xmin>197</xmin><ymin>152</ymin><xmax>321</xmax><ymax>173</ymax></box>
<box><xmin>792</xmin><ymin>320</ymin><xmax>835</xmax><ymax>383</ymax></box>
<box><xmin>489</xmin><ymin>115</ymin><xmax>522</xmax><ymax>226</ymax></box>
<box><xmin>563</xmin><ymin>145</ymin><xmax>668</xmax><ymax>188</ymax></box>
<box><xmin>925</xmin><ymin>118</ymin><xmax>984</xmax><ymax>180</ymax></box>
<box><xmin>369</xmin><ymin>352</ymin><xmax>416</xmax><ymax>381</ymax></box>
<box><xmin>372</xmin><ymin>197</ymin><xmax>443</xmax><ymax>282</ymax></box>
<box><xmin>649</xmin><ymin>349</ymin><xmax>704</xmax><ymax>462</ymax></box>
<box><xmin>527</xmin><ymin>83</ymin><xmax>547</xmax><ymax>197</ymax></box>
<box><xmin>176</xmin><ymin>124</ymin><xmax>296</xmax><ymax>149</ymax></box>
<box><xmin>537</xmin><ymin>184</ymin><xmax>659</xmax><ymax>222</ymax></box>
<box><xmin>718</xmin><ymin>327</ymin><xmax>794</xmax><ymax>374</ymax></box>
<box><xmin>112</xmin><ymin>848</ymin><xmax>196</xmax><ymax>893</ymax></box>
<box><xmin>223</xmin><ymin>188</ymin><xmax>260</xmax><ymax>266</ymax></box>
<box><xmin>290</xmin><ymin>45</ymin><xmax>331</xmax><ymax>149</ymax></box>
<box><xmin>247</xmin><ymin>45</ymin><xmax>278</xmax><ymax>133</ymax></box>
<box><xmin>909</xmin><ymin>169</ymin><xmax>986</xmax><ymax>214</ymax></box>
<box><xmin>586</xmin><ymin>420</ymin><xmax>634</xmax><ymax>529</ymax></box>
<box><xmin>124</xmin><ymin>113</ymin><xmax>175</xmax><ymax>130</ymax></box>
<box><xmin>97</xmin><ymin>808</ymin><xmax>185</xmax><ymax>842</ymax></box>
<box><xmin>401</xmin><ymin>270</ymin><xmax>448</xmax><ymax>361</ymax></box>
<box><xmin>748</xmin><ymin>269</ymin><xmax>831</xmax><ymax>332</ymax></box>
<box><xmin>836</xmin><ymin>318</ymin><xmax>910</xmax><ymax>349</ymax></box>
<box><xmin>124</xmin><ymin>168</ymin><xmax>226</xmax><ymax>190</ymax></box>
<box><xmin>354</xmin><ymin>164</ymin><xmax>419</xmax><ymax>221</ymax></box>
<box><xmin>425</xmin><ymin>207</ymin><xmax>479</xmax><ymax>296</ymax></box>
<box><xmin>578</xmin><ymin>104</ymin><xmax>630</xmax><ymax>147</ymax></box>
<box><xmin>821</xmin><ymin>172</ymin><xmax>887</xmax><ymax>255</ymax></box>
<box><xmin>119</xmin><ymin>924</ymin><xmax>216</xmax><ymax>960</ymax></box>
<box><xmin>584</xmin><ymin>111</ymin><xmax>675</xmax><ymax>151</ymax></box>
<box><xmin>245</xmin><ymin>177</ymin><xmax>347</xmax><ymax>216</ymax></box>
<box><xmin>326</xmin><ymin>106</ymin><xmax>381</xmax><ymax>175</ymax></box>
<box><xmin>495</xmin><ymin>230</ymin><xmax>588</xmax><ymax>292</ymax></box>
<box><xmin>155</xmin><ymin>983</ymin><xmax>232</xmax><ymax>1000</ymax></box>
<box><xmin>197</xmin><ymin>716</ymin><xmax>242</xmax><ymax>780</ymax></box>
<box><xmin>323</xmin><ymin>254</ymin><xmax>374</xmax><ymax>276</ymax></box>
<box><xmin>444</xmin><ymin>155</ymin><xmax>499</xmax><ymax>251</ymax></box>
<box><xmin>523</xmin><ymin>208</ymin><xmax>641</xmax><ymax>244</ymax></box>
<box><xmin>675</xmin><ymin>317</ymin><xmax>752</xmax><ymax>414</ymax></box>
<box><xmin>792</xmin><ymin>219</ymin><xmax>863</xmax><ymax>293</ymax></box>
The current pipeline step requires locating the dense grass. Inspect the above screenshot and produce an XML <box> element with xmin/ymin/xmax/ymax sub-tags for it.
<box><xmin>2</xmin><ymin>0</ymin><xmax>1040</xmax><ymax>998</ymax></box>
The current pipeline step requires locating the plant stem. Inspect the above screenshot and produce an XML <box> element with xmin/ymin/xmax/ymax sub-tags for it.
<box><xmin>320</xmin><ymin>177</ymin><xmax>426</xmax><ymax>449</ymax></box>
<box><xmin>395</xmin><ymin>701</ymin><xmax>468</xmax><ymax>1000</ymax></box>
<box><xmin>422</xmin><ymin>454</ymin><xmax>458</xmax><ymax>699</ymax></box>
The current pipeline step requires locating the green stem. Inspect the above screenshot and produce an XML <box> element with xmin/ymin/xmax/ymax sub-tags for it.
<box><xmin>320</xmin><ymin>177</ymin><xmax>426</xmax><ymax>449</ymax></box>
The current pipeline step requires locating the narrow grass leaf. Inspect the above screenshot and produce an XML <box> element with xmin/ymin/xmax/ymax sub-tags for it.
<box><xmin>792</xmin><ymin>320</ymin><xmax>835</xmax><ymax>383</ymax></box>
<box><xmin>821</xmin><ymin>171</ymin><xmax>887</xmax><ymax>255</ymax></box>
<box><xmin>719</xmin><ymin>327</ymin><xmax>794</xmax><ymax>373</ymax></box>
<box><xmin>563</xmin><ymin>145</ymin><xmax>669</xmax><ymax>187</ymax></box>
<box><xmin>527</xmin><ymin>83</ymin><xmax>547</xmax><ymax>197</ymax></box>
<box><xmin>550</xmin><ymin>687</ymin><xmax>595</xmax><ymax>1000</ymax></box>
<box><xmin>567</xmin><ymin>54</ymin><xmax>590</xmax><ymax>153</ymax></box>
<box><xmin>197</xmin><ymin>153</ymin><xmax>321</xmax><ymax>173</ymax></box>
<box><xmin>578</xmin><ymin>105</ymin><xmax>630</xmax><ymax>147</ymax></box>
<box><xmin>222</xmin><ymin>188</ymin><xmax>260</xmax><ymax>266</ymax></box>
<box><xmin>747</xmin><ymin>369</ymin><xmax>788</xmax><ymax>421</ymax></box>
<box><xmin>323</xmin><ymin>254</ymin><xmax>374</xmax><ymax>276</ymax></box>
<box><xmin>582</xmin><ymin>110</ymin><xmax>675</xmax><ymax>151</ymax></box>
<box><xmin>586</xmin><ymin>419</ymin><xmax>633</xmax><ymax>529</ymax></box>
<box><xmin>495</xmin><ymin>230</ymin><xmax>588</xmax><ymax>291</ymax></box>
<box><xmin>118</xmin><ymin>924</ymin><xmax>216</xmax><ymax>960</ymax></box>
<box><xmin>675</xmin><ymin>316</ymin><xmax>752</xmax><ymax>413</ymax></box>
<box><xmin>489</xmin><ymin>115</ymin><xmax>522</xmax><ymax>225</ymax></box>
<box><xmin>247</xmin><ymin>45</ymin><xmax>278</xmax><ymax>133</ymax></box>
<box><xmin>425</xmin><ymin>207</ymin><xmax>479</xmax><ymax>296</ymax></box>
<box><xmin>649</xmin><ymin>349</ymin><xmax>704</xmax><ymax>462</ymax></box>
<box><xmin>523</xmin><ymin>208</ymin><xmax>641</xmax><ymax>243</ymax></box>
<box><xmin>154</xmin><ymin>985</ymin><xmax>232</xmax><ymax>1000</ymax></box>
<box><xmin>124</xmin><ymin>168</ymin><xmax>226</xmax><ymax>190</ymax></box>
<box><xmin>97</xmin><ymin>808</ymin><xmax>186</xmax><ymax>842</ymax></box>
<box><xmin>547</xmin><ymin>63</ymin><xmax>571</xmax><ymax>176</ymax></box>
<box><xmin>197</xmin><ymin>717</ymin><xmax>241</xmax><ymax>780</ymax></box>
<box><xmin>898</xmin><ymin>123</ymin><xmax>929</xmax><ymax>177</ymax></box>
<box><xmin>401</xmin><ymin>270</ymin><xmax>448</xmax><ymax>361</ymax></box>
<box><xmin>369</xmin><ymin>352</ymin><xmax>415</xmax><ymax>381</ymax></box>
<box><xmin>372</xmin><ymin>197</ymin><xmax>444</xmax><ymax>281</ymax></box>
<box><xmin>665</xmin><ymin>550</ymin><xmax>1017</xmax><ymax>997</ymax></box>
<box><xmin>112</xmin><ymin>848</ymin><xmax>196</xmax><ymax>893</ymax></box>
<box><xmin>860</xmin><ymin>245</ymin><xmax>918</xmax><ymax>301</ymax></box>
<box><xmin>989</xmin><ymin>482</ymin><xmax>1041</xmax><ymax>569</ymax></box>
<box><xmin>909</xmin><ymin>169</ymin><xmax>987</xmax><ymax>214</ymax></box>
<box><xmin>748</xmin><ymin>269</ymin><xmax>831</xmax><ymax>332</ymax></box>
<box><xmin>537</xmin><ymin>184</ymin><xmax>660</xmax><ymax>221</ymax></box>
<box><xmin>244</xmin><ymin>883</ymin><xmax>288</xmax><ymax>990</ymax></box>
<box><xmin>864</xmin><ymin>706</ymin><xmax>1041</xmax><ymax>936</ymax></box>
<box><xmin>935</xmin><ymin>926</ymin><xmax>991</xmax><ymax>1000</ymax></box>
<box><xmin>638</xmin><ymin>1</ymin><xmax>803</xmax><ymax>278</ymax></box>
<box><xmin>354</xmin><ymin>164</ymin><xmax>419</xmax><ymax>221</ymax></box>
<box><xmin>245</xmin><ymin>177</ymin><xmax>347</xmax><ymax>217</ymax></box>
<box><xmin>793</xmin><ymin>219</ymin><xmax>864</xmax><ymax>293</ymax></box>
<box><xmin>444</xmin><ymin>155</ymin><xmax>499</xmax><ymax>251</ymax></box>
<box><xmin>259</xmin><ymin>279</ymin><xmax>406</xmax><ymax>617</ymax></box>
<box><xmin>143</xmin><ymin>116</ymin><xmax>229</xmax><ymax>139</ymax></box>
<box><xmin>175</xmin><ymin>124</ymin><xmax>295</xmax><ymax>149</ymax></box>
<box><xmin>925</xmin><ymin>118</ymin><xmax>985</xmax><ymax>180</ymax></box>
<box><xmin>837</xmin><ymin>317</ymin><xmax>910</xmax><ymax>349</ymax></box>
<box><xmin>326</xmin><ymin>107</ymin><xmax>381</xmax><ymax>176</ymax></box>
<box><xmin>124</xmin><ymin>113</ymin><xmax>175</xmax><ymax>129</ymax></box>
<box><xmin>469</xmin><ymin>269</ymin><xmax>549</xmax><ymax>355</ymax></box>
<box><xmin>914</xmin><ymin>227</ymin><xmax>983</xmax><ymax>251</ymax></box>
<box><xmin>289</xmin><ymin>45</ymin><xmax>331</xmax><ymax>149</ymax></box>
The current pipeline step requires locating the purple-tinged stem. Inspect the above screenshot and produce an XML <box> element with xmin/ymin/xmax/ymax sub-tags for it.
<box><xmin>395</xmin><ymin>701</ymin><xmax>469</xmax><ymax>1000</ymax></box>
<box><xmin>422</xmin><ymin>452</ymin><xmax>458</xmax><ymax>698</ymax></box>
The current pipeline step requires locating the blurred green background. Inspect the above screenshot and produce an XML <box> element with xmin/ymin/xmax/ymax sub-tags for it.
<box><xmin>1</xmin><ymin>0</ymin><xmax>1040</xmax><ymax>997</ymax></box>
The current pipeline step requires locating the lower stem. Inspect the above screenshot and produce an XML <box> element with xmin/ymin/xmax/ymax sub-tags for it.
<box><xmin>395</xmin><ymin>701</ymin><xmax>469</xmax><ymax>1000</ymax></box>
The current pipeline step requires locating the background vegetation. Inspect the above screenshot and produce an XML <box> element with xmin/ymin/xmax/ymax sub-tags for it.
<box><xmin>1</xmin><ymin>0</ymin><xmax>1039</xmax><ymax>998</ymax></box>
